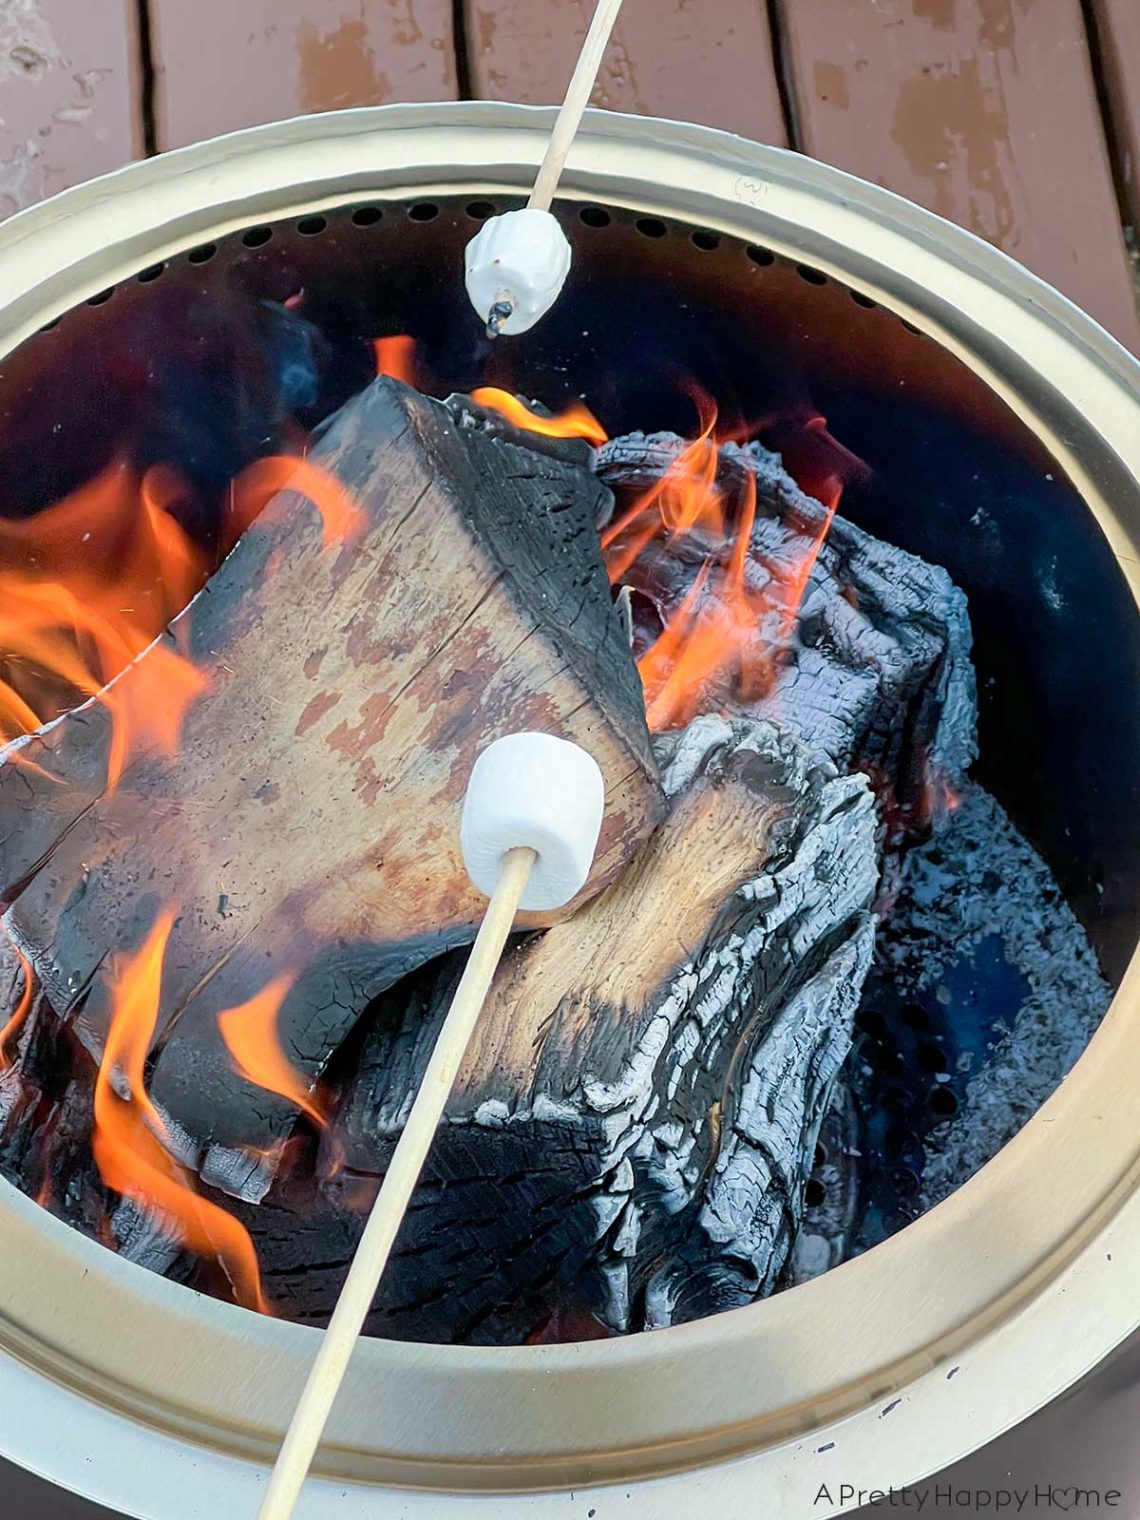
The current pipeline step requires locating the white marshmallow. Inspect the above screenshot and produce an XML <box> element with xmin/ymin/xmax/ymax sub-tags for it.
<box><xmin>464</xmin><ymin>208</ymin><xmax>573</xmax><ymax>336</ymax></box>
<box><xmin>460</xmin><ymin>732</ymin><xmax>605</xmax><ymax>910</ymax></box>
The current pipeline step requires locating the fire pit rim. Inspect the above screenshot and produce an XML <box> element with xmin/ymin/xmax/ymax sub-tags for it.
<box><xmin>1</xmin><ymin>102</ymin><xmax>1140</xmax><ymax>1515</ymax></box>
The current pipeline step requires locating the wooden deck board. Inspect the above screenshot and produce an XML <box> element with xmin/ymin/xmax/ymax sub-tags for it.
<box><xmin>0</xmin><ymin>0</ymin><xmax>140</xmax><ymax>219</ymax></box>
<box><xmin>776</xmin><ymin>0</ymin><xmax>1140</xmax><ymax>348</ymax></box>
<box><xmin>466</xmin><ymin>0</ymin><xmax>788</xmax><ymax>144</ymax></box>
<box><xmin>1088</xmin><ymin>0</ymin><xmax>1140</xmax><ymax>229</ymax></box>
<box><xmin>150</xmin><ymin>0</ymin><xmax>458</xmax><ymax>151</ymax></box>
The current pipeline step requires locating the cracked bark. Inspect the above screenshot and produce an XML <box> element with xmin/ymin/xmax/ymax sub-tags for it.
<box><xmin>288</xmin><ymin>716</ymin><xmax>878</xmax><ymax>1342</ymax></box>
<box><xmin>598</xmin><ymin>431</ymin><xmax>978</xmax><ymax>836</ymax></box>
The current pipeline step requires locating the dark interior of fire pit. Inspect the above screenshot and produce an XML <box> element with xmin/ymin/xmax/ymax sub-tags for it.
<box><xmin>0</xmin><ymin>194</ymin><xmax>1136</xmax><ymax>1340</ymax></box>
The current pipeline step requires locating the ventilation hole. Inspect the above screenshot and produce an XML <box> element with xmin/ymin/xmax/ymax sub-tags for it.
<box><xmin>747</xmin><ymin>244</ymin><xmax>775</xmax><ymax>266</ymax></box>
<box><xmin>297</xmin><ymin>216</ymin><xmax>327</xmax><ymax>236</ymax></box>
<box><xmin>900</xmin><ymin>1001</ymin><xmax>929</xmax><ymax>1030</ymax></box>
<box><xmin>860</xmin><ymin>1008</ymin><xmax>887</xmax><ymax>1038</ymax></box>
<box><xmin>242</xmin><ymin>226</ymin><xmax>273</xmax><ymax>248</ymax></box>
<box><xmin>813</xmin><ymin>1143</ymin><xmax>826</xmax><ymax>1169</ymax></box>
<box><xmin>352</xmin><ymin>206</ymin><xmax>383</xmax><ymax>227</ymax></box>
<box><xmin>465</xmin><ymin>200</ymin><xmax>496</xmax><ymax>221</ymax></box>
<box><xmin>187</xmin><ymin>243</ymin><xmax>217</xmax><ymax>264</ymax></box>
<box><xmin>930</xmin><ymin>1086</ymin><xmax>957</xmax><ymax>1118</ymax></box>
<box><xmin>884</xmin><ymin>1125</ymin><xmax>913</xmax><ymax>1155</ymax></box>
<box><xmin>918</xmin><ymin>1041</ymin><xmax>948</xmax><ymax>1074</ymax></box>
<box><xmin>850</xmin><ymin>289</ymin><xmax>876</xmax><ymax>309</ymax></box>
<box><xmin>579</xmin><ymin>206</ymin><xmax>610</xmax><ymax>228</ymax></box>
<box><xmin>87</xmin><ymin>288</ymin><xmax>114</xmax><ymax>307</ymax></box>
<box><xmin>796</xmin><ymin>264</ymin><xmax>828</xmax><ymax>286</ymax></box>
<box><xmin>37</xmin><ymin>316</ymin><xmax>59</xmax><ymax>333</ymax></box>
<box><xmin>635</xmin><ymin>216</ymin><xmax>667</xmax><ymax>239</ymax></box>
<box><xmin>900</xmin><ymin>317</ymin><xmax>922</xmax><ymax>335</ymax></box>
<box><xmin>136</xmin><ymin>263</ymin><xmax>165</xmax><ymax>283</ymax></box>
<box><xmin>804</xmin><ymin>1178</ymin><xmax>826</xmax><ymax>1208</ymax></box>
<box><xmin>890</xmin><ymin>1167</ymin><xmax>921</xmax><ymax>1198</ymax></box>
<box><xmin>691</xmin><ymin>230</ymin><xmax>720</xmax><ymax>251</ymax></box>
<box><xmin>408</xmin><ymin>201</ymin><xmax>439</xmax><ymax>222</ymax></box>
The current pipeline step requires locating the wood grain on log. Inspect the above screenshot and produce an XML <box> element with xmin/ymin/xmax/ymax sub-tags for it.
<box><xmin>0</xmin><ymin>378</ymin><xmax>662</xmax><ymax>1194</ymax></box>
<box><xmin>315</xmin><ymin>717</ymin><xmax>877</xmax><ymax>1342</ymax></box>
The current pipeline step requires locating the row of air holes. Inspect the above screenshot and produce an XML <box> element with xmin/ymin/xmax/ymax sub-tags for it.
<box><xmin>46</xmin><ymin>196</ymin><xmax>914</xmax><ymax>330</ymax></box>
<box><xmin>578</xmin><ymin>203</ymin><xmax>916</xmax><ymax>325</ymax></box>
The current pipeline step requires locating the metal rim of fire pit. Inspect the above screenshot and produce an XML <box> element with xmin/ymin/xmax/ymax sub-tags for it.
<box><xmin>1</xmin><ymin>103</ymin><xmax>1140</xmax><ymax>1519</ymax></box>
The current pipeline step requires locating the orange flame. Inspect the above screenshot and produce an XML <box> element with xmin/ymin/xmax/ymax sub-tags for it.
<box><xmin>0</xmin><ymin>941</ymin><xmax>34</xmax><ymax>1071</ymax></box>
<box><xmin>603</xmin><ymin>404</ymin><xmax>853</xmax><ymax>732</ymax></box>
<box><xmin>0</xmin><ymin>458</ymin><xmax>210</xmax><ymax>785</ymax></box>
<box><xmin>373</xmin><ymin>335</ymin><xmax>418</xmax><ymax>387</ymax></box>
<box><xmin>227</xmin><ymin>456</ymin><xmax>366</xmax><ymax>550</ymax></box>
<box><xmin>92</xmin><ymin>911</ymin><xmax>266</xmax><ymax>1312</ymax></box>
<box><xmin>469</xmin><ymin>387</ymin><xmax>608</xmax><ymax>447</ymax></box>
<box><xmin>217</xmin><ymin>974</ymin><xmax>327</xmax><ymax>1131</ymax></box>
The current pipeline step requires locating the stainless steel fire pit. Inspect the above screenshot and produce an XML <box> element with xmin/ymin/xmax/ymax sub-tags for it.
<box><xmin>2</xmin><ymin>102</ymin><xmax>1140</xmax><ymax>1519</ymax></box>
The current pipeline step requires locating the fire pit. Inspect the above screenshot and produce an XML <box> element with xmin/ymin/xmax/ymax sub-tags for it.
<box><xmin>0</xmin><ymin>103</ymin><xmax>1139</xmax><ymax>1517</ymax></box>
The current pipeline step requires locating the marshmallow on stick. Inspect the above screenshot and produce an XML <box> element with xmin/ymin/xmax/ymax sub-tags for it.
<box><xmin>464</xmin><ymin>0</ymin><xmax>626</xmax><ymax>336</ymax></box>
<box><xmin>258</xmin><ymin>733</ymin><xmax>605</xmax><ymax>1520</ymax></box>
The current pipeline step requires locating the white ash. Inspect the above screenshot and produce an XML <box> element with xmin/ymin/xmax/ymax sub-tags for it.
<box><xmin>885</xmin><ymin>783</ymin><xmax>1109</xmax><ymax>1210</ymax></box>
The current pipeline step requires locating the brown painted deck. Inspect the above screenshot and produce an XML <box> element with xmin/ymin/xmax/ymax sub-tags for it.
<box><xmin>0</xmin><ymin>0</ymin><xmax>140</xmax><ymax>219</ymax></box>
<box><xmin>2</xmin><ymin>0</ymin><xmax>1139</xmax><ymax>350</ymax></box>
<box><xmin>150</xmin><ymin>0</ymin><xmax>457</xmax><ymax>150</ymax></box>
<box><xmin>465</xmin><ymin>0</ymin><xmax>787</xmax><ymax>143</ymax></box>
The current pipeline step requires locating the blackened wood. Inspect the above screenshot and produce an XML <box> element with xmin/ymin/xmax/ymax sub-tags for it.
<box><xmin>315</xmin><ymin>717</ymin><xmax>877</xmax><ymax>1341</ymax></box>
<box><xmin>0</xmin><ymin>937</ymin><xmax>109</xmax><ymax>1235</ymax></box>
<box><xmin>598</xmin><ymin>432</ymin><xmax>978</xmax><ymax>839</ymax></box>
<box><xmin>0</xmin><ymin>377</ymin><xmax>663</xmax><ymax>1196</ymax></box>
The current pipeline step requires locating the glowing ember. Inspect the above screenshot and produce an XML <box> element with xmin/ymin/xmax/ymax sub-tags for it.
<box><xmin>227</xmin><ymin>455</ymin><xmax>366</xmax><ymax>550</ymax></box>
<box><xmin>0</xmin><ymin>942</ymin><xmax>34</xmax><ymax>1071</ymax></box>
<box><xmin>469</xmin><ymin>387</ymin><xmax>608</xmax><ymax>446</ymax></box>
<box><xmin>92</xmin><ymin>911</ymin><xmax>266</xmax><ymax>1312</ymax></box>
<box><xmin>218</xmin><ymin>974</ymin><xmax>328</xmax><ymax>1132</ymax></box>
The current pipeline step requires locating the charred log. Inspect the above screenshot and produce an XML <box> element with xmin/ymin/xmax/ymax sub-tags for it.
<box><xmin>304</xmin><ymin>717</ymin><xmax>877</xmax><ymax>1342</ymax></box>
<box><xmin>597</xmin><ymin>432</ymin><xmax>977</xmax><ymax>839</ymax></box>
<box><xmin>0</xmin><ymin>378</ymin><xmax>663</xmax><ymax>1195</ymax></box>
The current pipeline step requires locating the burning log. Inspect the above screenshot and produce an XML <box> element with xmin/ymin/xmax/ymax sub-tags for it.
<box><xmin>311</xmin><ymin>716</ymin><xmax>877</xmax><ymax>1342</ymax></box>
<box><xmin>597</xmin><ymin>432</ymin><xmax>978</xmax><ymax>838</ymax></box>
<box><xmin>0</xmin><ymin>377</ymin><xmax>663</xmax><ymax>1196</ymax></box>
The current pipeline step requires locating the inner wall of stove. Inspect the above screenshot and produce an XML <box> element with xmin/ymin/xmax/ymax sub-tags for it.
<box><xmin>4</xmin><ymin>195</ymin><xmax>1135</xmax><ymax>974</ymax></box>
<box><xmin>0</xmin><ymin>194</ymin><xmax>1136</xmax><ymax>1316</ymax></box>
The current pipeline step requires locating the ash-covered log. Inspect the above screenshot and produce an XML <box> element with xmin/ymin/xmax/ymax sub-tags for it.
<box><xmin>309</xmin><ymin>717</ymin><xmax>877</xmax><ymax>1342</ymax></box>
<box><xmin>0</xmin><ymin>377</ymin><xmax>663</xmax><ymax>1197</ymax></box>
<box><xmin>597</xmin><ymin>432</ymin><xmax>978</xmax><ymax>839</ymax></box>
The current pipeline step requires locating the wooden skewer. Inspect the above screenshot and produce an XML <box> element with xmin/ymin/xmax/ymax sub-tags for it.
<box><xmin>527</xmin><ymin>0</ymin><xmax>626</xmax><ymax>214</ymax></box>
<box><xmin>257</xmin><ymin>846</ymin><xmax>536</xmax><ymax>1520</ymax></box>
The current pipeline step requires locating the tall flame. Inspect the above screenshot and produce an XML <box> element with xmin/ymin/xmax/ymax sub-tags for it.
<box><xmin>603</xmin><ymin>405</ymin><xmax>855</xmax><ymax>732</ymax></box>
<box><xmin>217</xmin><ymin>974</ymin><xmax>327</xmax><ymax>1131</ymax></box>
<box><xmin>91</xmin><ymin>911</ymin><xmax>266</xmax><ymax>1312</ymax></box>
<box><xmin>0</xmin><ymin>457</ymin><xmax>210</xmax><ymax>787</ymax></box>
